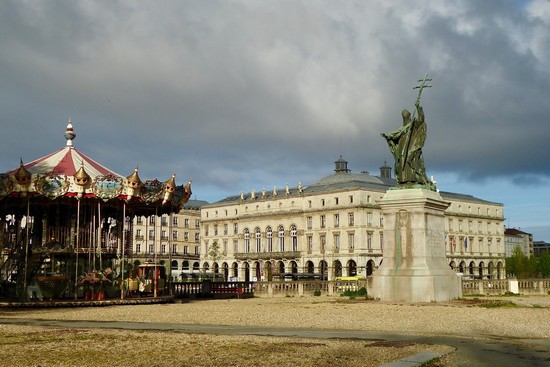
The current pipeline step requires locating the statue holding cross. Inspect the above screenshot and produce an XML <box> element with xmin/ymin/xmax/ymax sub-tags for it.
<box><xmin>381</xmin><ymin>74</ymin><xmax>436</xmax><ymax>190</ymax></box>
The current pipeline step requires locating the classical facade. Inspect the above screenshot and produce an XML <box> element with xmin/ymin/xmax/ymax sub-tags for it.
<box><xmin>130</xmin><ymin>200</ymin><xmax>208</xmax><ymax>279</ymax></box>
<box><xmin>200</xmin><ymin>157</ymin><xmax>506</xmax><ymax>282</ymax></box>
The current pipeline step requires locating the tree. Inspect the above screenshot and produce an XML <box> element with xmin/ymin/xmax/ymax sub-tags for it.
<box><xmin>506</xmin><ymin>245</ymin><xmax>537</xmax><ymax>278</ymax></box>
<box><xmin>537</xmin><ymin>252</ymin><xmax>550</xmax><ymax>278</ymax></box>
<box><xmin>208</xmin><ymin>241</ymin><xmax>221</xmax><ymax>271</ymax></box>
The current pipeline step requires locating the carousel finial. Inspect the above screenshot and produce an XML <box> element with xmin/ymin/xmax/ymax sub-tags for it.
<box><xmin>64</xmin><ymin>116</ymin><xmax>76</xmax><ymax>147</ymax></box>
<box><xmin>14</xmin><ymin>158</ymin><xmax>32</xmax><ymax>197</ymax></box>
<box><xmin>125</xmin><ymin>166</ymin><xmax>143</xmax><ymax>201</ymax></box>
<box><xmin>73</xmin><ymin>161</ymin><xmax>91</xmax><ymax>199</ymax></box>
<box><xmin>161</xmin><ymin>174</ymin><xmax>177</xmax><ymax>205</ymax></box>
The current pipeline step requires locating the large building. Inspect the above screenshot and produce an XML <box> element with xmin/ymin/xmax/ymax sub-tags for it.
<box><xmin>130</xmin><ymin>200</ymin><xmax>208</xmax><ymax>279</ymax></box>
<box><xmin>533</xmin><ymin>241</ymin><xmax>550</xmax><ymax>257</ymax></box>
<box><xmin>504</xmin><ymin>228</ymin><xmax>533</xmax><ymax>258</ymax></box>
<box><xmin>200</xmin><ymin>157</ymin><xmax>506</xmax><ymax>282</ymax></box>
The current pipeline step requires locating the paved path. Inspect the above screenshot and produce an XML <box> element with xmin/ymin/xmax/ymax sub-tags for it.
<box><xmin>1</xmin><ymin>318</ymin><xmax>549</xmax><ymax>367</ymax></box>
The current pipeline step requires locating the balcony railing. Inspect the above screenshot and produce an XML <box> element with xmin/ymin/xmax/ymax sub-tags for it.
<box><xmin>234</xmin><ymin>251</ymin><xmax>300</xmax><ymax>260</ymax></box>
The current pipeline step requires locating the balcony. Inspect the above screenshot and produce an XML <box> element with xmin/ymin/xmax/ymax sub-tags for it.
<box><xmin>234</xmin><ymin>251</ymin><xmax>301</xmax><ymax>260</ymax></box>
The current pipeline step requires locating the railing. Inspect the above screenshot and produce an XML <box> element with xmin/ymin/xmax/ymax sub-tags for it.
<box><xmin>172</xmin><ymin>281</ymin><xmax>254</xmax><ymax>298</ymax></box>
<box><xmin>234</xmin><ymin>251</ymin><xmax>300</xmax><ymax>260</ymax></box>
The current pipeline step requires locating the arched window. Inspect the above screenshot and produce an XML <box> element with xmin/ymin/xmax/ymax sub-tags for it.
<box><xmin>244</xmin><ymin>228</ymin><xmax>250</xmax><ymax>253</ymax></box>
<box><xmin>266</xmin><ymin>226</ymin><xmax>273</xmax><ymax>252</ymax></box>
<box><xmin>255</xmin><ymin>227</ymin><xmax>261</xmax><ymax>252</ymax></box>
<box><xmin>182</xmin><ymin>260</ymin><xmax>189</xmax><ymax>271</ymax></box>
<box><xmin>278</xmin><ymin>225</ymin><xmax>285</xmax><ymax>252</ymax></box>
<box><xmin>290</xmin><ymin>225</ymin><xmax>298</xmax><ymax>251</ymax></box>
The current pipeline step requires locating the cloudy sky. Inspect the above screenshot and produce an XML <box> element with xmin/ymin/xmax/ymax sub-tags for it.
<box><xmin>1</xmin><ymin>0</ymin><xmax>550</xmax><ymax>240</ymax></box>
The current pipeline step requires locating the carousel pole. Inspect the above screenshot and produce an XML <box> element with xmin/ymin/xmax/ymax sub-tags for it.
<box><xmin>23</xmin><ymin>197</ymin><xmax>30</xmax><ymax>301</ymax></box>
<box><xmin>153</xmin><ymin>206</ymin><xmax>158</xmax><ymax>298</ymax></box>
<box><xmin>97</xmin><ymin>201</ymin><xmax>102</xmax><ymax>271</ymax></box>
<box><xmin>74</xmin><ymin>199</ymin><xmax>81</xmax><ymax>300</ymax></box>
<box><xmin>120</xmin><ymin>202</ymin><xmax>126</xmax><ymax>300</ymax></box>
<box><xmin>168</xmin><ymin>212</ymin><xmax>173</xmax><ymax>296</ymax></box>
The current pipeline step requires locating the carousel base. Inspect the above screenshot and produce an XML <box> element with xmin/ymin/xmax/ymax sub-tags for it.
<box><xmin>0</xmin><ymin>295</ymin><xmax>174</xmax><ymax>308</ymax></box>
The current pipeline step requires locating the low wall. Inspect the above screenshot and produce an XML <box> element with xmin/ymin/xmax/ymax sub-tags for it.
<box><xmin>253</xmin><ymin>280</ymin><xmax>369</xmax><ymax>297</ymax></box>
<box><xmin>461</xmin><ymin>278</ymin><xmax>550</xmax><ymax>296</ymax></box>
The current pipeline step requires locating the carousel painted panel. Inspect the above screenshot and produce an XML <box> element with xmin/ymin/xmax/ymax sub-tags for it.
<box><xmin>34</xmin><ymin>173</ymin><xmax>70</xmax><ymax>199</ymax></box>
<box><xmin>92</xmin><ymin>174</ymin><xmax>124</xmax><ymax>201</ymax></box>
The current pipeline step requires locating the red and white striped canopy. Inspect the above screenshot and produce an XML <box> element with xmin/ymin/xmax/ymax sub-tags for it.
<box><xmin>10</xmin><ymin>145</ymin><xmax>122</xmax><ymax>179</ymax></box>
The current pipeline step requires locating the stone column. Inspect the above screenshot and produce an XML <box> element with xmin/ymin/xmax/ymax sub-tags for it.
<box><xmin>372</xmin><ymin>188</ymin><xmax>462</xmax><ymax>302</ymax></box>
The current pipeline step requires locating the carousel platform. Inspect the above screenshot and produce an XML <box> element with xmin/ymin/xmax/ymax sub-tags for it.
<box><xmin>0</xmin><ymin>295</ymin><xmax>174</xmax><ymax>308</ymax></box>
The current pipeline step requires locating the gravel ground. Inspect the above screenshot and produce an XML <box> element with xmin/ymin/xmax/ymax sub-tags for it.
<box><xmin>0</xmin><ymin>295</ymin><xmax>549</xmax><ymax>366</ymax></box>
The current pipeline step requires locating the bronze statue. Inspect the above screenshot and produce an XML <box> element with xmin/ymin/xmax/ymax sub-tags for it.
<box><xmin>382</xmin><ymin>74</ymin><xmax>435</xmax><ymax>190</ymax></box>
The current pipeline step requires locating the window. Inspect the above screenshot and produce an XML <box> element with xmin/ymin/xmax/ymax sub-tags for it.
<box><xmin>172</xmin><ymin>245</ymin><xmax>177</xmax><ymax>254</ymax></box>
<box><xmin>224</xmin><ymin>224</ymin><xmax>228</xmax><ymax>235</ymax></box>
<box><xmin>307</xmin><ymin>216</ymin><xmax>312</xmax><ymax>229</ymax></box>
<box><xmin>161</xmin><ymin>244</ymin><xmax>166</xmax><ymax>253</ymax></box>
<box><xmin>348</xmin><ymin>213</ymin><xmax>354</xmax><ymax>226</ymax></box>
<box><xmin>183</xmin><ymin>245</ymin><xmax>189</xmax><ymax>255</ymax></box>
<box><xmin>136</xmin><ymin>244</ymin><xmax>141</xmax><ymax>253</ymax></box>
<box><xmin>184</xmin><ymin>218</ymin><xmax>190</xmax><ymax>228</ymax></box>
<box><xmin>349</xmin><ymin>195</ymin><xmax>353</xmax><ymax>203</ymax></box>
<box><xmin>194</xmin><ymin>233</ymin><xmax>199</xmax><ymax>242</ymax></box>
<box><xmin>149</xmin><ymin>215</ymin><xmax>155</xmax><ymax>225</ymax></box>
<box><xmin>367</xmin><ymin>232</ymin><xmax>373</xmax><ymax>250</ymax></box>
<box><xmin>334</xmin><ymin>214</ymin><xmax>340</xmax><ymax>227</ymax></box>
<box><xmin>320</xmin><ymin>215</ymin><xmax>326</xmax><ymax>229</ymax></box>
<box><xmin>307</xmin><ymin>236</ymin><xmax>313</xmax><ymax>254</ymax></box>
<box><xmin>308</xmin><ymin>200</ymin><xmax>312</xmax><ymax>208</ymax></box>
<box><xmin>320</xmin><ymin>234</ymin><xmax>326</xmax><ymax>254</ymax></box>
<box><xmin>195</xmin><ymin>219</ymin><xmax>200</xmax><ymax>228</ymax></box>
<box><xmin>137</xmin><ymin>216</ymin><xmax>143</xmax><ymax>224</ymax></box>
<box><xmin>136</xmin><ymin>229</ymin><xmax>142</xmax><ymax>238</ymax></box>
<box><xmin>173</xmin><ymin>230</ymin><xmax>178</xmax><ymax>240</ymax></box>
<box><xmin>321</xmin><ymin>199</ymin><xmax>325</xmax><ymax>206</ymax></box>
<box><xmin>380</xmin><ymin>233</ymin><xmax>384</xmax><ymax>249</ymax></box>
<box><xmin>278</xmin><ymin>226</ymin><xmax>285</xmax><ymax>252</ymax></box>
<box><xmin>149</xmin><ymin>244</ymin><xmax>154</xmax><ymax>254</ymax></box>
<box><xmin>244</xmin><ymin>228</ymin><xmax>250</xmax><ymax>253</ymax></box>
<box><xmin>335</xmin><ymin>197</ymin><xmax>339</xmax><ymax>205</ymax></box>
<box><xmin>194</xmin><ymin>246</ymin><xmax>199</xmax><ymax>256</ymax></box>
<box><xmin>459</xmin><ymin>220</ymin><xmax>463</xmax><ymax>231</ymax></box>
<box><xmin>333</xmin><ymin>233</ymin><xmax>340</xmax><ymax>252</ymax></box>
<box><xmin>184</xmin><ymin>232</ymin><xmax>189</xmax><ymax>241</ymax></box>
<box><xmin>149</xmin><ymin>229</ymin><xmax>155</xmax><ymax>240</ymax></box>
<box><xmin>214</xmin><ymin>225</ymin><xmax>218</xmax><ymax>236</ymax></box>
<box><xmin>290</xmin><ymin>225</ymin><xmax>297</xmax><ymax>251</ymax></box>
<box><xmin>161</xmin><ymin>230</ymin><xmax>167</xmax><ymax>240</ymax></box>
<box><xmin>348</xmin><ymin>233</ymin><xmax>354</xmax><ymax>250</ymax></box>
<box><xmin>266</xmin><ymin>227</ymin><xmax>273</xmax><ymax>252</ymax></box>
<box><xmin>233</xmin><ymin>223</ymin><xmax>238</xmax><ymax>234</ymax></box>
<box><xmin>173</xmin><ymin>216</ymin><xmax>179</xmax><ymax>226</ymax></box>
<box><xmin>205</xmin><ymin>225</ymin><xmax>209</xmax><ymax>236</ymax></box>
<box><xmin>367</xmin><ymin>212</ymin><xmax>372</xmax><ymax>226</ymax></box>
<box><xmin>255</xmin><ymin>228</ymin><xmax>261</xmax><ymax>252</ymax></box>
<box><xmin>161</xmin><ymin>217</ymin><xmax>168</xmax><ymax>226</ymax></box>
<box><xmin>448</xmin><ymin>219</ymin><xmax>453</xmax><ymax>231</ymax></box>
<box><xmin>233</xmin><ymin>239</ymin><xmax>239</xmax><ymax>253</ymax></box>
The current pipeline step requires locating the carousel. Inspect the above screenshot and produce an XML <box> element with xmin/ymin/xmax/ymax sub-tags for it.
<box><xmin>0</xmin><ymin>119</ymin><xmax>191</xmax><ymax>302</ymax></box>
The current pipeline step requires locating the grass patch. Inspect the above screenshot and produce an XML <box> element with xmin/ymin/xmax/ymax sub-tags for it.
<box><xmin>475</xmin><ymin>300</ymin><xmax>517</xmax><ymax>308</ymax></box>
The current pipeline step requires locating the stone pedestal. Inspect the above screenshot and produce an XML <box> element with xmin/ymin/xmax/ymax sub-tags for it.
<box><xmin>372</xmin><ymin>188</ymin><xmax>462</xmax><ymax>302</ymax></box>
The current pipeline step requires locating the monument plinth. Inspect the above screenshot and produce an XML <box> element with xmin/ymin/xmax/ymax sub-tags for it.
<box><xmin>371</xmin><ymin>188</ymin><xmax>462</xmax><ymax>302</ymax></box>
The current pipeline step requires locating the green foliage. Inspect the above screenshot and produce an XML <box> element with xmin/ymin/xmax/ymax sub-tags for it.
<box><xmin>476</xmin><ymin>300</ymin><xmax>517</xmax><ymax>308</ymax></box>
<box><xmin>341</xmin><ymin>287</ymin><xmax>368</xmax><ymax>299</ymax></box>
<box><xmin>537</xmin><ymin>252</ymin><xmax>550</xmax><ymax>277</ymax></box>
<box><xmin>313</xmin><ymin>290</ymin><xmax>321</xmax><ymax>296</ymax></box>
<box><xmin>209</xmin><ymin>241</ymin><xmax>221</xmax><ymax>263</ymax></box>
<box><xmin>506</xmin><ymin>245</ymin><xmax>537</xmax><ymax>278</ymax></box>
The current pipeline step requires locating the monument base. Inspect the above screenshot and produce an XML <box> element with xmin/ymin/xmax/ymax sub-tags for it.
<box><xmin>371</xmin><ymin>188</ymin><xmax>462</xmax><ymax>302</ymax></box>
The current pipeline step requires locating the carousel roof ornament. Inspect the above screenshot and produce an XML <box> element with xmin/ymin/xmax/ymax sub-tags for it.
<box><xmin>2</xmin><ymin>118</ymin><xmax>191</xmax><ymax>214</ymax></box>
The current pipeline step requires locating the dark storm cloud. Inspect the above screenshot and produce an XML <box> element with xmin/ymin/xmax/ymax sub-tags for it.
<box><xmin>1</xmin><ymin>0</ymin><xmax>549</xmax><ymax>202</ymax></box>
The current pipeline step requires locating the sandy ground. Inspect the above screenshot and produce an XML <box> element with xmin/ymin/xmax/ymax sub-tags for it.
<box><xmin>0</xmin><ymin>294</ymin><xmax>549</xmax><ymax>366</ymax></box>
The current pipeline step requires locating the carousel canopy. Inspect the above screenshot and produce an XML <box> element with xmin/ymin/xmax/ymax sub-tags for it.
<box><xmin>0</xmin><ymin>119</ymin><xmax>191</xmax><ymax>214</ymax></box>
